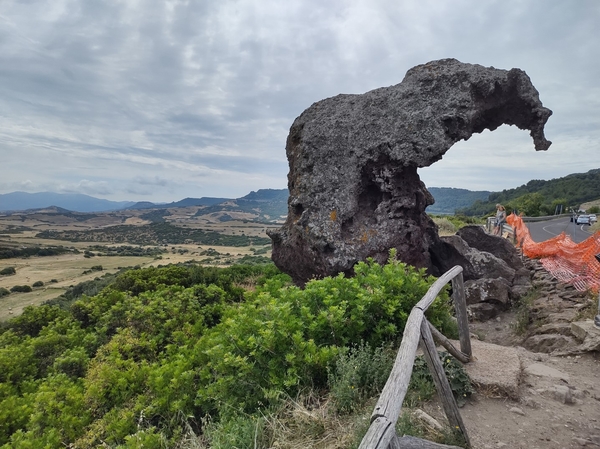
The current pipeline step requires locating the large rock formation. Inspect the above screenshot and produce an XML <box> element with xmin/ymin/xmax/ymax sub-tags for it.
<box><xmin>268</xmin><ymin>59</ymin><xmax>552</xmax><ymax>285</ymax></box>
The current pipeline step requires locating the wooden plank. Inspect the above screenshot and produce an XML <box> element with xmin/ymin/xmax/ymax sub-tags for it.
<box><xmin>415</xmin><ymin>266</ymin><xmax>463</xmax><ymax>312</ymax></box>
<box><xmin>451</xmin><ymin>272</ymin><xmax>472</xmax><ymax>359</ymax></box>
<box><xmin>427</xmin><ymin>321</ymin><xmax>470</xmax><ymax>364</ymax></box>
<box><xmin>371</xmin><ymin>308</ymin><xmax>424</xmax><ymax>423</ymax></box>
<box><xmin>358</xmin><ymin>416</ymin><xmax>395</xmax><ymax>449</ymax></box>
<box><xmin>419</xmin><ymin>319</ymin><xmax>470</xmax><ymax>447</ymax></box>
<box><xmin>391</xmin><ymin>435</ymin><xmax>465</xmax><ymax>449</ymax></box>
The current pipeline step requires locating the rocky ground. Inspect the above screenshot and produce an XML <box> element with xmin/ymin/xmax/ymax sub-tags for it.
<box><xmin>420</xmin><ymin>256</ymin><xmax>600</xmax><ymax>449</ymax></box>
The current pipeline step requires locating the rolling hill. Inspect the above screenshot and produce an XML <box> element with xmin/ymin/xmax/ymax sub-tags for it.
<box><xmin>457</xmin><ymin>168</ymin><xmax>600</xmax><ymax>216</ymax></box>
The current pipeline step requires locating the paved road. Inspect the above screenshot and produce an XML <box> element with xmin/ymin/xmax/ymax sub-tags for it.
<box><xmin>524</xmin><ymin>216</ymin><xmax>595</xmax><ymax>243</ymax></box>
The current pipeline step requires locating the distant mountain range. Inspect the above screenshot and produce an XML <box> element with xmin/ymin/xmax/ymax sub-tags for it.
<box><xmin>0</xmin><ymin>192</ymin><xmax>237</xmax><ymax>213</ymax></box>
<box><xmin>0</xmin><ymin>187</ymin><xmax>483</xmax><ymax>217</ymax></box>
<box><xmin>2</xmin><ymin>169</ymin><xmax>598</xmax><ymax>220</ymax></box>
<box><xmin>0</xmin><ymin>192</ymin><xmax>136</xmax><ymax>213</ymax></box>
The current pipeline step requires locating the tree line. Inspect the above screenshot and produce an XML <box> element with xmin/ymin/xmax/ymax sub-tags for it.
<box><xmin>457</xmin><ymin>168</ymin><xmax>600</xmax><ymax>216</ymax></box>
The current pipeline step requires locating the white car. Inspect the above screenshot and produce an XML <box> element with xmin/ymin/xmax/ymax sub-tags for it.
<box><xmin>576</xmin><ymin>214</ymin><xmax>591</xmax><ymax>225</ymax></box>
<box><xmin>589</xmin><ymin>214</ymin><xmax>597</xmax><ymax>223</ymax></box>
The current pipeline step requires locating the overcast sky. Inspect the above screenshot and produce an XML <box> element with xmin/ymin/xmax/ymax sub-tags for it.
<box><xmin>1</xmin><ymin>0</ymin><xmax>599</xmax><ymax>202</ymax></box>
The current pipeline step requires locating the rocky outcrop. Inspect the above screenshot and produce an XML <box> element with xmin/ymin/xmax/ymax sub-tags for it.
<box><xmin>269</xmin><ymin>59</ymin><xmax>552</xmax><ymax>284</ymax></box>
<box><xmin>429</xmin><ymin>227</ymin><xmax>534</xmax><ymax>320</ymax></box>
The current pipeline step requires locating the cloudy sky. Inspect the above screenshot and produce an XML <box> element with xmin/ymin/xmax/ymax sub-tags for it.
<box><xmin>1</xmin><ymin>0</ymin><xmax>598</xmax><ymax>202</ymax></box>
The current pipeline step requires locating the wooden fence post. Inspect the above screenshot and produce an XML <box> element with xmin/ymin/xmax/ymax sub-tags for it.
<box><xmin>419</xmin><ymin>319</ymin><xmax>471</xmax><ymax>447</ymax></box>
<box><xmin>451</xmin><ymin>272</ymin><xmax>472</xmax><ymax>359</ymax></box>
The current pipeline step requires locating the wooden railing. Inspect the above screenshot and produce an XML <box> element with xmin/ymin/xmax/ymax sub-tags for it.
<box><xmin>358</xmin><ymin>265</ymin><xmax>472</xmax><ymax>449</ymax></box>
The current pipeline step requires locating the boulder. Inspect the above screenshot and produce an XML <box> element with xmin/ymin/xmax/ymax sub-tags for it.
<box><xmin>464</xmin><ymin>277</ymin><xmax>511</xmax><ymax>306</ymax></box>
<box><xmin>268</xmin><ymin>59</ymin><xmax>551</xmax><ymax>284</ymax></box>
<box><xmin>434</xmin><ymin>235</ymin><xmax>516</xmax><ymax>282</ymax></box>
<box><xmin>523</xmin><ymin>334</ymin><xmax>578</xmax><ymax>353</ymax></box>
<box><xmin>469</xmin><ymin>303</ymin><xmax>501</xmax><ymax>321</ymax></box>
<box><xmin>457</xmin><ymin>225</ymin><xmax>533</xmax><ymax>297</ymax></box>
<box><xmin>457</xmin><ymin>225</ymin><xmax>523</xmax><ymax>268</ymax></box>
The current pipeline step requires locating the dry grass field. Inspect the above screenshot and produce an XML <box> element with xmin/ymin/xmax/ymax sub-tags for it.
<box><xmin>0</xmin><ymin>208</ymin><xmax>278</xmax><ymax>321</ymax></box>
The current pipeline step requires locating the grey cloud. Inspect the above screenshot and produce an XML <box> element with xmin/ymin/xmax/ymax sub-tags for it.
<box><xmin>0</xmin><ymin>0</ymin><xmax>598</xmax><ymax>201</ymax></box>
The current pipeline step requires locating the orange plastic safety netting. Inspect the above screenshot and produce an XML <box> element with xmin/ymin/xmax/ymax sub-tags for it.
<box><xmin>506</xmin><ymin>214</ymin><xmax>600</xmax><ymax>293</ymax></box>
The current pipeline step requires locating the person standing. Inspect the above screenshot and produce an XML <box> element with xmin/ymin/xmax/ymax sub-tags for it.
<box><xmin>494</xmin><ymin>204</ymin><xmax>506</xmax><ymax>236</ymax></box>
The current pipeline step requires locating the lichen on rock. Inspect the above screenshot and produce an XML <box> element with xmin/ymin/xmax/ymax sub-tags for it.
<box><xmin>268</xmin><ymin>59</ymin><xmax>552</xmax><ymax>285</ymax></box>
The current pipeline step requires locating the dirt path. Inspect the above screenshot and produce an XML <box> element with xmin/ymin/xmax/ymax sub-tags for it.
<box><xmin>445</xmin><ymin>312</ymin><xmax>600</xmax><ymax>449</ymax></box>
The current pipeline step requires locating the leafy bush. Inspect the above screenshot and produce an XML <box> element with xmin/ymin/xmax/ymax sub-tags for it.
<box><xmin>10</xmin><ymin>285</ymin><xmax>32</xmax><ymax>293</ymax></box>
<box><xmin>432</xmin><ymin>217</ymin><xmax>458</xmax><ymax>235</ymax></box>
<box><xmin>0</xmin><ymin>246</ymin><xmax>72</xmax><ymax>260</ymax></box>
<box><xmin>202</xmin><ymin>414</ymin><xmax>271</xmax><ymax>449</ymax></box>
<box><xmin>328</xmin><ymin>342</ymin><xmax>395</xmax><ymax>413</ymax></box>
<box><xmin>0</xmin><ymin>266</ymin><xmax>16</xmax><ymax>276</ymax></box>
<box><xmin>82</xmin><ymin>265</ymin><xmax>103</xmax><ymax>275</ymax></box>
<box><xmin>5</xmin><ymin>305</ymin><xmax>70</xmax><ymax>338</ymax></box>
<box><xmin>0</xmin><ymin>258</ymin><xmax>455</xmax><ymax>447</ymax></box>
<box><xmin>194</xmin><ymin>251</ymin><xmax>454</xmax><ymax>416</ymax></box>
<box><xmin>405</xmin><ymin>352</ymin><xmax>474</xmax><ymax>408</ymax></box>
<box><xmin>32</xmin><ymin>281</ymin><xmax>44</xmax><ymax>287</ymax></box>
<box><xmin>0</xmin><ymin>287</ymin><xmax>9</xmax><ymax>297</ymax></box>
<box><xmin>235</xmin><ymin>254</ymin><xmax>273</xmax><ymax>265</ymax></box>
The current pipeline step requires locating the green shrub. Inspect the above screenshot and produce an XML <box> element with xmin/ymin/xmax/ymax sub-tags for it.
<box><xmin>0</xmin><ymin>257</ymin><xmax>456</xmax><ymax>447</ymax></box>
<box><xmin>33</xmin><ymin>281</ymin><xmax>44</xmax><ymax>287</ymax></box>
<box><xmin>0</xmin><ymin>266</ymin><xmax>16</xmax><ymax>276</ymax></box>
<box><xmin>404</xmin><ymin>352</ymin><xmax>474</xmax><ymax>408</ymax></box>
<box><xmin>512</xmin><ymin>288</ymin><xmax>541</xmax><ymax>335</ymax></box>
<box><xmin>396</xmin><ymin>409</ymin><xmax>469</xmax><ymax>448</ymax></box>
<box><xmin>403</xmin><ymin>355</ymin><xmax>436</xmax><ymax>407</ymax></box>
<box><xmin>203</xmin><ymin>414</ymin><xmax>271</xmax><ymax>449</ymax></box>
<box><xmin>328</xmin><ymin>342</ymin><xmax>395</xmax><ymax>413</ymax></box>
<box><xmin>10</xmin><ymin>285</ymin><xmax>32</xmax><ymax>293</ymax></box>
<box><xmin>0</xmin><ymin>287</ymin><xmax>9</xmax><ymax>297</ymax></box>
<box><xmin>195</xmin><ymin>251</ymin><xmax>454</xmax><ymax>416</ymax></box>
<box><xmin>53</xmin><ymin>348</ymin><xmax>89</xmax><ymax>378</ymax></box>
<box><xmin>5</xmin><ymin>304</ymin><xmax>69</xmax><ymax>337</ymax></box>
<box><xmin>432</xmin><ymin>217</ymin><xmax>458</xmax><ymax>235</ymax></box>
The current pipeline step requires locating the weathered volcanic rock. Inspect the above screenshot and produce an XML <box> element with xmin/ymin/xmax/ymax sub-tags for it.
<box><xmin>268</xmin><ymin>59</ymin><xmax>552</xmax><ymax>284</ymax></box>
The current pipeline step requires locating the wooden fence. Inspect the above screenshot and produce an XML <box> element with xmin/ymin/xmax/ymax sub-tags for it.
<box><xmin>358</xmin><ymin>265</ymin><xmax>473</xmax><ymax>449</ymax></box>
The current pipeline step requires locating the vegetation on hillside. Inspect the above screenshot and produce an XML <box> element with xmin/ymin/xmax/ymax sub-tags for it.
<box><xmin>0</xmin><ymin>254</ymin><xmax>460</xmax><ymax>448</ymax></box>
<box><xmin>139</xmin><ymin>209</ymin><xmax>172</xmax><ymax>223</ymax></box>
<box><xmin>426</xmin><ymin>187</ymin><xmax>490</xmax><ymax>215</ymax></box>
<box><xmin>195</xmin><ymin>189</ymin><xmax>289</xmax><ymax>222</ymax></box>
<box><xmin>0</xmin><ymin>245</ymin><xmax>74</xmax><ymax>260</ymax></box>
<box><xmin>85</xmin><ymin>245</ymin><xmax>165</xmax><ymax>257</ymax></box>
<box><xmin>458</xmin><ymin>168</ymin><xmax>600</xmax><ymax>216</ymax></box>
<box><xmin>35</xmin><ymin>222</ymin><xmax>271</xmax><ymax>247</ymax></box>
<box><xmin>430</xmin><ymin>214</ymin><xmax>482</xmax><ymax>235</ymax></box>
